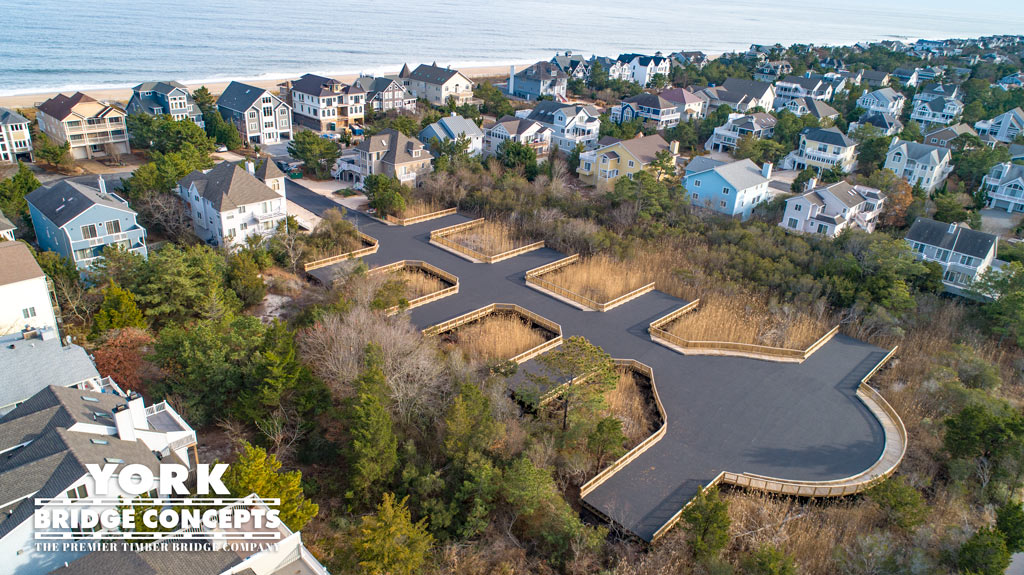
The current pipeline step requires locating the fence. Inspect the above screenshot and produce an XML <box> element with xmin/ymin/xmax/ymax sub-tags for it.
<box><xmin>580</xmin><ymin>360</ymin><xmax>667</xmax><ymax>498</ymax></box>
<box><xmin>645</xmin><ymin>346</ymin><xmax>905</xmax><ymax>542</ymax></box>
<box><xmin>525</xmin><ymin>255</ymin><xmax>656</xmax><ymax>312</ymax></box>
<box><xmin>648</xmin><ymin>299</ymin><xmax>840</xmax><ymax>362</ymax></box>
<box><xmin>366</xmin><ymin>260</ymin><xmax>459</xmax><ymax>315</ymax></box>
<box><xmin>302</xmin><ymin>231</ymin><xmax>379</xmax><ymax>272</ymax></box>
<box><xmin>384</xmin><ymin>207</ymin><xmax>457</xmax><ymax>226</ymax></box>
<box><xmin>429</xmin><ymin>219</ymin><xmax>545</xmax><ymax>263</ymax></box>
<box><xmin>422</xmin><ymin>303</ymin><xmax>563</xmax><ymax>364</ymax></box>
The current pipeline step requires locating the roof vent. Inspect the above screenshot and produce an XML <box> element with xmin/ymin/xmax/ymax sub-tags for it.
<box><xmin>948</xmin><ymin>222</ymin><xmax>957</xmax><ymax>233</ymax></box>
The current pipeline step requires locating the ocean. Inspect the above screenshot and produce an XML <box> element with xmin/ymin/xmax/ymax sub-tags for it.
<box><xmin>2</xmin><ymin>0</ymin><xmax>1023</xmax><ymax>97</ymax></box>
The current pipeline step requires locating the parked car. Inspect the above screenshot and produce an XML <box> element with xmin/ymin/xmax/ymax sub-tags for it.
<box><xmin>215</xmin><ymin>144</ymin><xmax>228</xmax><ymax>152</ymax></box>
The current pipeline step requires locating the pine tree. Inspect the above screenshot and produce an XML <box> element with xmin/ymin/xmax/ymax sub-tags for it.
<box><xmin>348</xmin><ymin>346</ymin><xmax>398</xmax><ymax>501</ymax></box>
<box><xmin>355</xmin><ymin>493</ymin><xmax>433</xmax><ymax>575</ymax></box>
<box><xmin>682</xmin><ymin>486</ymin><xmax>731</xmax><ymax>560</ymax></box>
<box><xmin>92</xmin><ymin>282</ymin><xmax>147</xmax><ymax>335</ymax></box>
<box><xmin>222</xmin><ymin>441</ymin><xmax>318</xmax><ymax>531</ymax></box>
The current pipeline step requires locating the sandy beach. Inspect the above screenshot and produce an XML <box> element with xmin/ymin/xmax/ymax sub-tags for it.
<box><xmin>0</xmin><ymin>64</ymin><xmax>531</xmax><ymax>110</ymax></box>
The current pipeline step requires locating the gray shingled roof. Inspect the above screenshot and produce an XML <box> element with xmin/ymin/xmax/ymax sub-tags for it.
<box><xmin>0</xmin><ymin>107</ymin><xmax>29</xmax><ymax>126</ymax></box>
<box><xmin>709</xmin><ymin>159</ymin><xmax>769</xmax><ymax>191</ymax></box>
<box><xmin>865</xmin><ymin>87</ymin><xmax>902</xmax><ymax>104</ymax></box>
<box><xmin>253</xmin><ymin>157</ymin><xmax>285</xmax><ymax>182</ymax></box>
<box><xmin>516</xmin><ymin>61</ymin><xmax>566</xmax><ymax>82</ymax></box>
<box><xmin>289</xmin><ymin>73</ymin><xmax>363</xmax><ymax>98</ymax></box>
<box><xmin>684</xmin><ymin>156</ymin><xmax>727</xmax><ymax>175</ymax></box>
<box><xmin>622</xmin><ymin>92</ymin><xmax>676</xmax><ymax>110</ymax></box>
<box><xmin>721</xmin><ymin>78</ymin><xmax>773</xmax><ymax>100</ymax></box>
<box><xmin>890</xmin><ymin>139</ymin><xmax>951</xmax><ymax>164</ymax></box>
<box><xmin>26</xmin><ymin>179</ymin><xmax>135</xmax><ymax>229</ymax></box>
<box><xmin>407</xmin><ymin>64</ymin><xmax>463</xmax><ymax>85</ymax></box>
<box><xmin>802</xmin><ymin>126</ymin><xmax>854</xmax><ymax>147</ymax></box>
<box><xmin>0</xmin><ymin>209</ymin><xmax>14</xmax><ymax>234</ymax></box>
<box><xmin>0</xmin><ymin>337</ymin><xmax>100</xmax><ymax>413</ymax></box>
<box><xmin>132</xmin><ymin>80</ymin><xmax>188</xmax><ymax>95</ymax></box>
<box><xmin>525</xmin><ymin>101</ymin><xmax>598</xmax><ymax>125</ymax></box>
<box><xmin>906</xmin><ymin>217</ymin><xmax>996</xmax><ymax>259</ymax></box>
<box><xmin>815</xmin><ymin>181</ymin><xmax>877</xmax><ymax>209</ymax></box>
<box><xmin>779</xmin><ymin>75</ymin><xmax>824</xmax><ymax>90</ymax></box>
<box><xmin>216</xmin><ymin>81</ymin><xmax>269</xmax><ymax>113</ymax></box>
<box><xmin>486</xmin><ymin>116</ymin><xmax>547</xmax><ymax>138</ymax></box>
<box><xmin>355</xmin><ymin>128</ymin><xmax>428</xmax><ymax>166</ymax></box>
<box><xmin>858</xmin><ymin>111</ymin><xmax>903</xmax><ymax>132</ymax></box>
<box><xmin>616</xmin><ymin>134</ymin><xmax>671</xmax><ymax>164</ymax></box>
<box><xmin>419</xmin><ymin>115</ymin><xmax>483</xmax><ymax>144</ymax></box>
<box><xmin>179</xmin><ymin>162</ymin><xmax>280</xmax><ymax>211</ymax></box>
<box><xmin>792</xmin><ymin>97</ymin><xmax>839</xmax><ymax>119</ymax></box>
<box><xmin>50</xmin><ymin>548</ymin><xmax>242</xmax><ymax>575</ymax></box>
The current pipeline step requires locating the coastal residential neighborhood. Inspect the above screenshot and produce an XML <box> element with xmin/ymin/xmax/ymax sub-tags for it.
<box><xmin>3</xmin><ymin>31</ymin><xmax>1024</xmax><ymax>575</ymax></box>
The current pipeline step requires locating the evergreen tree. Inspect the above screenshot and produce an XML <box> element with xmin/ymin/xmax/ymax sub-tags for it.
<box><xmin>536</xmin><ymin>336</ymin><xmax>617</xmax><ymax>431</ymax></box>
<box><xmin>228</xmin><ymin>251</ymin><xmax>266</xmax><ymax>307</ymax></box>
<box><xmin>92</xmin><ymin>282</ymin><xmax>147</xmax><ymax>335</ymax></box>
<box><xmin>355</xmin><ymin>493</ymin><xmax>433</xmax><ymax>575</ymax></box>
<box><xmin>347</xmin><ymin>346</ymin><xmax>398</xmax><ymax>501</ymax></box>
<box><xmin>997</xmin><ymin>501</ymin><xmax>1024</xmax><ymax>553</ymax></box>
<box><xmin>682</xmin><ymin>486</ymin><xmax>731</xmax><ymax>560</ymax></box>
<box><xmin>958</xmin><ymin>527</ymin><xmax>1011</xmax><ymax>575</ymax></box>
<box><xmin>222</xmin><ymin>441</ymin><xmax>318</xmax><ymax>531</ymax></box>
<box><xmin>740</xmin><ymin>544</ymin><xmax>797</xmax><ymax>575</ymax></box>
<box><xmin>364</xmin><ymin>174</ymin><xmax>408</xmax><ymax>216</ymax></box>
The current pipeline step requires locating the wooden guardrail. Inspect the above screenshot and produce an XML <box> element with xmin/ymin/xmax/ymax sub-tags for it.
<box><xmin>429</xmin><ymin>219</ymin><xmax>545</xmax><ymax>263</ymax></box>
<box><xmin>648</xmin><ymin>299</ymin><xmax>840</xmax><ymax>362</ymax></box>
<box><xmin>580</xmin><ymin>360</ymin><xmax>667</xmax><ymax>498</ymax></box>
<box><xmin>384</xmin><ymin>207</ymin><xmax>457</xmax><ymax>226</ymax></box>
<box><xmin>422</xmin><ymin>303</ymin><xmax>563</xmax><ymax>364</ymax></box>
<box><xmin>303</xmin><ymin>231</ymin><xmax>379</xmax><ymax>272</ymax></box>
<box><xmin>643</xmin><ymin>346</ymin><xmax>905</xmax><ymax>542</ymax></box>
<box><xmin>525</xmin><ymin>255</ymin><xmax>656</xmax><ymax>312</ymax></box>
<box><xmin>366</xmin><ymin>260</ymin><xmax>459</xmax><ymax>315</ymax></box>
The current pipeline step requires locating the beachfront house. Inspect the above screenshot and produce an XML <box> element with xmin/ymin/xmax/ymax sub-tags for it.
<box><xmin>523</xmin><ymin>102</ymin><xmax>600</xmax><ymax>151</ymax></box>
<box><xmin>683</xmin><ymin>157</ymin><xmax>772</xmax><ymax>220</ymax></box>
<box><xmin>216</xmin><ymin>81</ymin><xmax>292</xmax><ymax>145</ymax></box>
<box><xmin>578</xmin><ymin>134</ymin><xmax>676</xmax><ymax>188</ymax></box>
<box><xmin>0</xmin><ymin>241</ymin><xmax>59</xmax><ymax>339</ymax></box>
<box><xmin>354</xmin><ymin>76</ymin><xmax>417</xmax><ymax>113</ymax></box>
<box><xmin>550</xmin><ymin>51</ymin><xmax>590</xmax><ymax>80</ymax></box>
<box><xmin>419</xmin><ymin>114</ymin><xmax>485</xmax><ymax>156</ymax></box>
<box><xmin>279</xmin><ymin>73</ymin><xmax>365</xmax><ymax>133</ymax></box>
<box><xmin>0</xmin><ymin>108</ymin><xmax>33</xmax><ymax>163</ymax></box>
<box><xmin>125</xmin><ymin>81</ymin><xmax>204</xmax><ymax>127</ymax></box>
<box><xmin>616</xmin><ymin>53</ymin><xmax>672</xmax><ymax>87</ymax></box>
<box><xmin>974</xmin><ymin>107</ymin><xmax>1024</xmax><ymax>144</ymax></box>
<box><xmin>905</xmin><ymin>217</ymin><xmax>998</xmax><ymax>291</ymax></box>
<box><xmin>883</xmin><ymin>138</ymin><xmax>953</xmax><ymax>193</ymax></box>
<box><xmin>780</xmin><ymin>180</ymin><xmax>886</xmax><ymax>237</ymax></box>
<box><xmin>483</xmin><ymin>116</ymin><xmax>552</xmax><ymax>158</ymax></box>
<box><xmin>509</xmin><ymin>62</ymin><xmax>567</xmax><ymax>101</ymax></box>
<box><xmin>36</xmin><ymin>93</ymin><xmax>129</xmax><ymax>161</ymax></box>
<box><xmin>591</xmin><ymin>56</ymin><xmax>631</xmax><ymax>83</ymax></box>
<box><xmin>981</xmin><ymin>162</ymin><xmax>1024</xmax><ymax>213</ymax></box>
<box><xmin>176</xmin><ymin>160</ymin><xmax>287</xmax><ymax>247</ymax></box>
<box><xmin>397</xmin><ymin>63</ymin><xmax>474</xmax><ymax>106</ymax></box>
<box><xmin>705</xmin><ymin>112</ymin><xmax>777</xmax><ymax>152</ymax></box>
<box><xmin>780</xmin><ymin>127</ymin><xmax>857</xmax><ymax>174</ymax></box>
<box><xmin>609</xmin><ymin>93</ymin><xmax>681</xmax><ymax>130</ymax></box>
<box><xmin>26</xmin><ymin>178</ymin><xmax>148</xmax><ymax>270</ymax></box>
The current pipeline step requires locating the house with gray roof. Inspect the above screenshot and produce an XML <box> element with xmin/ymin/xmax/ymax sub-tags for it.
<box><xmin>910</xmin><ymin>96</ymin><xmax>963</xmax><ymax>126</ymax></box>
<box><xmin>508</xmin><ymin>61</ymin><xmax>567</xmax><ymax>101</ymax></box>
<box><xmin>354</xmin><ymin>76</ymin><xmax>416</xmax><ymax>113</ymax></box>
<box><xmin>0</xmin><ymin>241</ymin><xmax>58</xmax><ymax>340</ymax></box>
<box><xmin>279</xmin><ymin>73</ymin><xmax>365</xmax><ymax>133</ymax></box>
<box><xmin>694</xmin><ymin>78</ymin><xmax>776</xmax><ymax>112</ymax></box>
<box><xmin>550</xmin><ymin>51</ymin><xmax>590</xmax><ymax>80</ymax></box>
<box><xmin>126</xmin><ymin>81</ymin><xmax>204</xmax><ymax>127</ymax></box>
<box><xmin>0</xmin><ymin>209</ymin><xmax>14</xmax><ymax>241</ymax></box>
<box><xmin>482</xmin><ymin>116</ymin><xmax>552</xmax><ymax>159</ymax></box>
<box><xmin>982</xmin><ymin>161</ymin><xmax>1024</xmax><ymax>213</ymax></box>
<box><xmin>861</xmin><ymin>70</ymin><xmax>891</xmax><ymax>87</ymax></box>
<box><xmin>883</xmin><ymin>138</ymin><xmax>953</xmax><ymax>193</ymax></box>
<box><xmin>974</xmin><ymin>107</ymin><xmax>1024</xmax><ymax>144</ymax></box>
<box><xmin>849</xmin><ymin>110</ymin><xmax>904</xmax><ymax>137</ymax></box>
<box><xmin>705</xmin><ymin>112</ymin><xmax>777</xmax><ymax>152</ymax></box>
<box><xmin>684</xmin><ymin>157</ymin><xmax>772</xmax><ymax>220</ymax></box>
<box><xmin>784</xmin><ymin>97</ymin><xmax>839</xmax><ymax>124</ymax></box>
<box><xmin>349</xmin><ymin>129</ymin><xmax>432</xmax><ymax>189</ymax></box>
<box><xmin>781</xmin><ymin>127</ymin><xmax>858</xmax><ymax>174</ymax></box>
<box><xmin>905</xmin><ymin>217</ymin><xmax>998</xmax><ymax>291</ymax></box>
<box><xmin>857</xmin><ymin>87</ymin><xmax>906</xmax><ymax>116</ymax></box>
<box><xmin>0</xmin><ymin>328</ymin><xmax>109</xmax><ymax>415</ymax></box>
<box><xmin>396</xmin><ymin>63</ymin><xmax>474</xmax><ymax>106</ymax></box>
<box><xmin>774</xmin><ymin>75</ymin><xmax>833</xmax><ymax>106</ymax></box>
<box><xmin>216</xmin><ymin>81</ymin><xmax>292</xmax><ymax>145</ymax></box>
<box><xmin>419</xmin><ymin>114</ymin><xmax>485</xmax><ymax>156</ymax></box>
<box><xmin>26</xmin><ymin>177</ymin><xmax>148</xmax><ymax>269</ymax></box>
<box><xmin>0</xmin><ymin>385</ymin><xmax>195</xmax><ymax>575</ymax></box>
<box><xmin>924</xmin><ymin>123</ymin><xmax>976</xmax><ymax>148</ymax></box>
<box><xmin>616</xmin><ymin>52</ymin><xmax>672</xmax><ymax>87</ymax></box>
<box><xmin>609</xmin><ymin>93</ymin><xmax>681</xmax><ymax>130</ymax></box>
<box><xmin>523</xmin><ymin>101</ymin><xmax>601</xmax><ymax>150</ymax></box>
<box><xmin>0</xmin><ymin>107</ymin><xmax>33</xmax><ymax>163</ymax></box>
<box><xmin>176</xmin><ymin>160</ymin><xmax>286</xmax><ymax>247</ymax></box>
<box><xmin>780</xmin><ymin>180</ymin><xmax>886</xmax><ymax>237</ymax></box>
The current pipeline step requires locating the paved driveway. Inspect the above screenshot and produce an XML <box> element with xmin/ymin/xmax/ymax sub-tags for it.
<box><xmin>980</xmin><ymin>208</ymin><xmax>1022</xmax><ymax>238</ymax></box>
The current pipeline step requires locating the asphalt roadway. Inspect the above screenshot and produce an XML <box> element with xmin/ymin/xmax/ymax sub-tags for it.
<box><xmin>288</xmin><ymin>179</ymin><xmax>889</xmax><ymax>542</ymax></box>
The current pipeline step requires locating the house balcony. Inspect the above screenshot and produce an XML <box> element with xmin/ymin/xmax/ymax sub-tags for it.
<box><xmin>74</xmin><ymin>231</ymin><xmax>129</xmax><ymax>249</ymax></box>
<box><xmin>146</xmin><ymin>401</ymin><xmax>197</xmax><ymax>444</ymax></box>
<box><xmin>254</xmin><ymin>210</ymin><xmax>286</xmax><ymax>222</ymax></box>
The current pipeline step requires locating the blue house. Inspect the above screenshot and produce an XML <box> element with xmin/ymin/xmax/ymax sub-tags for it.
<box><xmin>26</xmin><ymin>177</ymin><xmax>148</xmax><ymax>269</ymax></box>
<box><xmin>684</xmin><ymin>157</ymin><xmax>772</xmax><ymax>221</ymax></box>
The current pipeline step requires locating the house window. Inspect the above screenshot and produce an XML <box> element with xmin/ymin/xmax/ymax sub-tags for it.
<box><xmin>81</xmin><ymin>224</ymin><xmax>98</xmax><ymax>239</ymax></box>
<box><xmin>583</xmin><ymin>162</ymin><xmax>591</xmax><ymax>171</ymax></box>
<box><xmin>794</xmin><ymin>204</ymin><xmax>802</xmax><ymax>212</ymax></box>
<box><xmin>628</xmin><ymin>160</ymin><xmax>634</xmax><ymax>168</ymax></box>
<box><xmin>74</xmin><ymin>248</ymin><xmax>93</xmax><ymax>261</ymax></box>
<box><xmin>226</xmin><ymin>228</ymin><xmax>236</xmax><ymax>238</ymax></box>
<box><xmin>22</xmin><ymin>307</ymin><xmax>36</xmax><ymax>319</ymax></box>
<box><xmin>719</xmin><ymin>200</ymin><xmax>727</xmax><ymax>208</ymax></box>
<box><xmin>788</xmin><ymin>218</ymin><xmax>798</xmax><ymax>229</ymax></box>
<box><xmin>912</xmin><ymin>242</ymin><xmax>925</xmax><ymax>253</ymax></box>
<box><xmin>722</xmin><ymin>187</ymin><xmax>729</xmax><ymax>195</ymax></box>
<box><xmin>937</xmin><ymin>249</ymin><xmax>950</xmax><ymax>262</ymax></box>
<box><xmin>238</xmin><ymin>206</ymin><xmax>245</xmax><ymax>213</ymax></box>
<box><xmin>693</xmin><ymin>180</ymin><xmax>701</xmax><ymax>187</ymax></box>
<box><xmin>817</xmin><ymin>224</ymin><xmax>829</xmax><ymax>234</ymax></box>
<box><xmin>959</xmin><ymin>255</ymin><xmax>976</xmax><ymax>267</ymax></box>
<box><xmin>239</xmin><ymin>223</ymin><xmax>248</xmax><ymax>231</ymax></box>
<box><xmin>105</xmin><ymin>220</ymin><xmax>121</xmax><ymax>234</ymax></box>
<box><xmin>66</xmin><ymin>485</ymin><xmax>88</xmax><ymax>501</ymax></box>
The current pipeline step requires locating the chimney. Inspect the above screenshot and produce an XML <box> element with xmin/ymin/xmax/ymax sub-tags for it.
<box><xmin>805</xmin><ymin>176</ymin><xmax>818</xmax><ymax>191</ymax></box>
<box><xmin>97</xmin><ymin>176</ymin><xmax>107</xmax><ymax>195</ymax></box>
<box><xmin>948</xmin><ymin>222</ymin><xmax>957</xmax><ymax>233</ymax></box>
<box><xmin>761</xmin><ymin>162</ymin><xmax>773</xmax><ymax>179</ymax></box>
<box><xmin>127</xmin><ymin>392</ymin><xmax>148</xmax><ymax>430</ymax></box>
<box><xmin>245</xmin><ymin>160</ymin><xmax>255</xmax><ymax>175</ymax></box>
<box><xmin>669</xmin><ymin>140</ymin><xmax>679</xmax><ymax>155</ymax></box>
<box><xmin>508</xmin><ymin>65</ymin><xmax>516</xmax><ymax>95</ymax></box>
<box><xmin>112</xmin><ymin>404</ymin><xmax>136</xmax><ymax>441</ymax></box>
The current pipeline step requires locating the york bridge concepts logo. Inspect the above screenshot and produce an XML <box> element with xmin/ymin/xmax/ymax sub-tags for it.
<box><xmin>34</xmin><ymin>463</ymin><xmax>283</xmax><ymax>543</ymax></box>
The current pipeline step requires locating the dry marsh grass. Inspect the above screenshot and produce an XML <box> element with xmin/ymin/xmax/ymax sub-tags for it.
<box><xmin>394</xmin><ymin>268</ymin><xmax>448</xmax><ymax>300</ymax></box>
<box><xmin>451</xmin><ymin>312</ymin><xmax>547</xmax><ymax>362</ymax></box>
<box><xmin>605</xmin><ymin>368</ymin><xmax>659</xmax><ymax>446</ymax></box>
<box><xmin>544</xmin><ymin>254</ymin><xmax>649</xmax><ymax>303</ymax></box>
<box><xmin>448</xmin><ymin>220</ymin><xmax>530</xmax><ymax>256</ymax></box>
<box><xmin>665</xmin><ymin>296</ymin><xmax>829</xmax><ymax>350</ymax></box>
<box><xmin>395</xmin><ymin>198</ymin><xmax>449</xmax><ymax>219</ymax></box>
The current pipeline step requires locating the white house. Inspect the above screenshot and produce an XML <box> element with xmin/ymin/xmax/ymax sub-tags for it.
<box><xmin>0</xmin><ymin>385</ymin><xmax>196</xmax><ymax>575</ymax></box>
<box><xmin>974</xmin><ymin>107</ymin><xmax>1024</xmax><ymax>144</ymax></box>
<box><xmin>683</xmin><ymin>157</ymin><xmax>772</xmax><ymax>220</ymax></box>
<box><xmin>419</xmin><ymin>114</ymin><xmax>485</xmax><ymax>156</ymax></box>
<box><xmin>774</xmin><ymin>75</ymin><xmax>833</xmax><ymax>106</ymax></box>
<box><xmin>705</xmin><ymin>112</ymin><xmax>777</xmax><ymax>152</ymax></box>
<box><xmin>616</xmin><ymin>53</ymin><xmax>672</xmax><ymax>87</ymax></box>
<box><xmin>397</xmin><ymin>63</ymin><xmax>475</xmax><ymax>106</ymax></box>
<box><xmin>523</xmin><ymin>101</ymin><xmax>600</xmax><ymax>150</ymax></box>
<box><xmin>905</xmin><ymin>217</ymin><xmax>998</xmax><ymax>291</ymax></box>
<box><xmin>982</xmin><ymin>161</ymin><xmax>1024</xmax><ymax>213</ymax></box>
<box><xmin>610</xmin><ymin>93</ymin><xmax>681</xmax><ymax>130</ymax></box>
<box><xmin>482</xmin><ymin>116</ymin><xmax>552</xmax><ymax>158</ymax></box>
<box><xmin>216</xmin><ymin>81</ymin><xmax>292</xmax><ymax>145</ymax></box>
<box><xmin>910</xmin><ymin>97</ymin><xmax>963</xmax><ymax>126</ymax></box>
<box><xmin>784</xmin><ymin>97</ymin><xmax>839</xmax><ymax>123</ymax></box>
<box><xmin>659</xmin><ymin>88</ymin><xmax>707</xmax><ymax>120</ymax></box>
<box><xmin>780</xmin><ymin>180</ymin><xmax>886</xmax><ymax>237</ymax></box>
<box><xmin>177</xmin><ymin>160</ymin><xmax>287</xmax><ymax>247</ymax></box>
<box><xmin>695</xmin><ymin>78</ymin><xmax>776</xmax><ymax>112</ymax></box>
<box><xmin>0</xmin><ymin>241</ymin><xmax>58</xmax><ymax>338</ymax></box>
<box><xmin>0</xmin><ymin>108</ymin><xmax>33</xmax><ymax>163</ymax></box>
<box><xmin>883</xmin><ymin>138</ymin><xmax>953</xmax><ymax>193</ymax></box>
<box><xmin>856</xmin><ymin>87</ymin><xmax>906</xmax><ymax>116</ymax></box>
<box><xmin>780</xmin><ymin>127</ymin><xmax>858</xmax><ymax>174</ymax></box>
